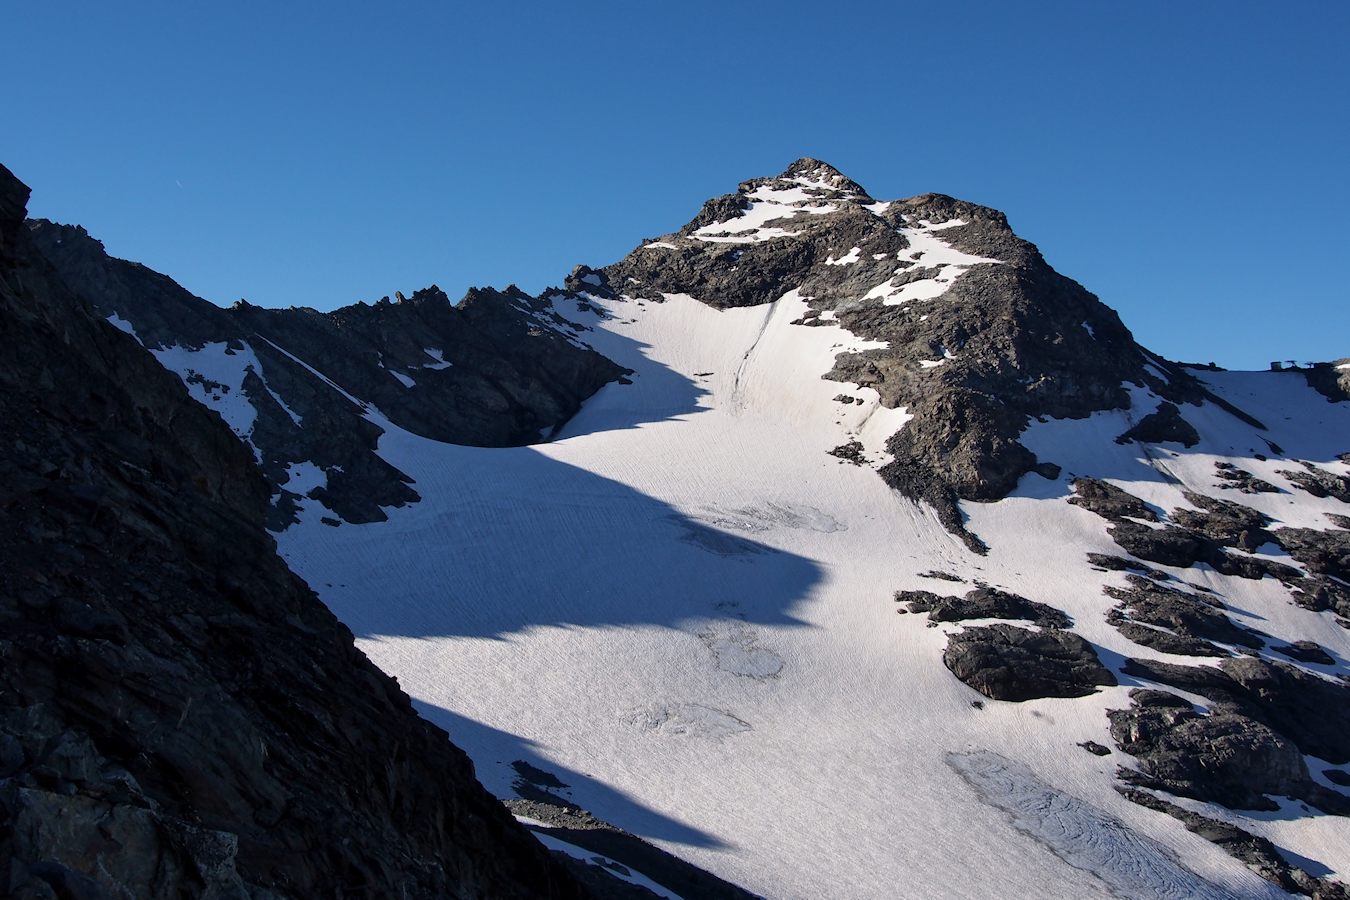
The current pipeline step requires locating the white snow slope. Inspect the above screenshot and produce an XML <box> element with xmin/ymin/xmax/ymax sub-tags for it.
<box><xmin>256</xmin><ymin>285</ymin><xmax>1350</xmax><ymax>898</ymax></box>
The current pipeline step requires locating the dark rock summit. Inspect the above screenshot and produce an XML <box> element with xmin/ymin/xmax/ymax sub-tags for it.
<box><xmin>0</xmin><ymin>163</ymin><xmax>591</xmax><ymax>898</ymax></box>
<box><xmin>597</xmin><ymin>159</ymin><xmax>1257</xmax><ymax>552</ymax></box>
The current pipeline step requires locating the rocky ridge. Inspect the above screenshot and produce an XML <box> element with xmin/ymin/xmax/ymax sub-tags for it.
<box><xmin>30</xmin><ymin>221</ymin><xmax>627</xmax><ymax>527</ymax></box>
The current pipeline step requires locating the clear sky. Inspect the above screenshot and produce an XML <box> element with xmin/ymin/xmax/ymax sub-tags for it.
<box><xmin>7</xmin><ymin>2</ymin><xmax>1347</xmax><ymax>369</ymax></box>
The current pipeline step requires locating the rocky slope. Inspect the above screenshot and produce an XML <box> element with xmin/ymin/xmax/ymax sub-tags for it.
<box><xmin>0</xmin><ymin>164</ymin><xmax>602</xmax><ymax>898</ymax></box>
<box><xmin>30</xmin><ymin>221</ymin><xmax>627</xmax><ymax>527</ymax></box>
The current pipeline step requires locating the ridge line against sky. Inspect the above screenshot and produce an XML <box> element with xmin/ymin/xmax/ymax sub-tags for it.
<box><xmin>7</xmin><ymin>1</ymin><xmax>1348</xmax><ymax>370</ymax></box>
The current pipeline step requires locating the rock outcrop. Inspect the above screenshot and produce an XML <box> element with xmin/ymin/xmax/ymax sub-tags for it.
<box><xmin>942</xmin><ymin>624</ymin><xmax>1116</xmax><ymax>701</ymax></box>
<box><xmin>0</xmin><ymin>163</ymin><xmax>592</xmax><ymax>899</ymax></box>
<box><xmin>1121</xmin><ymin>657</ymin><xmax>1350</xmax><ymax>766</ymax></box>
<box><xmin>1109</xmin><ymin>690</ymin><xmax>1319</xmax><ymax>812</ymax></box>
<box><xmin>899</xmin><ymin>587</ymin><xmax>1071</xmax><ymax>628</ymax></box>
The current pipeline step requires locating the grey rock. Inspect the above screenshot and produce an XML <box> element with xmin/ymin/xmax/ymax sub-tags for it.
<box><xmin>1171</xmin><ymin>491</ymin><xmax>1272</xmax><ymax>551</ymax></box>
<box><xmin>1273</xmin><ymin>526</ymin><xmax>1350</xmax><ymax>581</ymax></box>
<box><xmin>942</xmin><ymin>624</ymin><xmax>1116</xmax><ymax>701</ymax></box>
<box><xmin>1069</xmin><ymin>478</ymin><xmax>1158</xmax><ymax>522</ymax></box>
<box><xmin>1274</xmin><ymin>641</ymin><xmax>1336</xmax><ymax>665</ymax></box>
<box><xmin>1118</xmin><ymin>786</ymin><xmax>1350</xmax><ymax>898</ymax></box>
<box><xmin>899</xmin><ymin>586</ymin><xmax>1071</xmax><ymax>628</ymax></box>
<box><xmin>1109</xmin><ymin>690</ymin><xmax>1313</xmax><ymax>812</ymax></box>
<box><xmin>1213</xmin><ymin>461</ymin><xmax>1280</xmax><ymax>494</ymax></box>
<box><xmin>1106</xmin><ymin>574</ymin><xmax>1262</xmax><ymax>652</ymax></box>
<box><xmin>1278</xmin><ymin>463</ymin><xmax>1350</xmax><ymax>503</ymax></box>
<box><xmin>1287</xmin><ymin>575</ymin><xmax>1350</xmax><ymax>618</ymax></box>
<box><xmin>1122</xmin><ymin>657</ymin><xmax>1350</xmax><ymax>765</ymax></box>
<box><xmin>1085</xmin><ymin>553</ymin><xmax>1171</xmax><ymax>580</ymax></box>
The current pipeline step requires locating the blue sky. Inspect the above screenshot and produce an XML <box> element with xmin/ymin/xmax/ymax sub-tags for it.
<box><xmin>8</xmin><ymin>2</ymin><xmax>1347</xmax><ymax>369</ymax></box>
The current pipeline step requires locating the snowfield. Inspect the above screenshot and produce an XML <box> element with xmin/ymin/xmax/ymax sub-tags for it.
<box><xmin>255</xmin><ymin>283</ymin><xmax>1350</xmax><ymax>899</ymax></box>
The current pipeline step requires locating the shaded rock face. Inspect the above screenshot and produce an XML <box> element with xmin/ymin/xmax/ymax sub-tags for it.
<box><xmin>942</xmin><ymin>624</ymin><xmax>1115</xmax><ymax>701</ymax></box>
<box><xmin>28</xmin><ymin>221</ymin><xmax>627</xmax><ymax>527</ymax></box>
<box><xmin>1122</xmin><ymin>657</ymin><xmax>1350</xmax><ymax>766</ymax></box>
<box><xmin>0</xmin><ymin>164</ymin><xmax>586</xmax><ymax>899</ymax></box>
<box><xmin>1302</xmin><ymin>359</ymin><xmax>1350</xmax><ymax>403</ymax></box>
<box><xmin>1109</xmin><ymin>690</ymin><xmax>1313</xmax><ymax>812</ymax></box>
<box><xmin>1115</xmin><ymin>401</ymin><xmax>1200</xmax><ymax>447</ymax></box>
<box><xmin>596</xmin><ymin>158</ymin><xmax>1236</xmax><ymax>553</ymax></box>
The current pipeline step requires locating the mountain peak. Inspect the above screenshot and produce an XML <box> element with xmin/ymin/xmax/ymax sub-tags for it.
<box><xmin>779</xmin><ymin>156</ymin><xmax>847</xmax><ymax>182</ymax></box>
<box><xmin>750</xmin><ymin>157</ymin><xmax>871</xmax><ymax>200</ymax></box>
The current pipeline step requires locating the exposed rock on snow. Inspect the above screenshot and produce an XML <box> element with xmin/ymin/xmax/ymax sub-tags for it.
<box><xmin>899</xmin><ymin>586</ymin><xmax>1071</xmax><ymax>628</ymax></box>
<box><xmin>1272</xmin><ymin>640</ymin><xmax>1336</xmax><ymax>665</ymax></box>
<box><xmin>1115</xmin><ymin>401</ymin><xmax>1201</xmax><ymax>447</ymax></box>
<box><xmin>1118</xmin><ymin>787</ymin><xmax>1350</xmax><ymax>899</ymax></box>
<box><xmin>1110</xmin><ymin>690</ymin><xmax>1316</xmax><ymax>812</ymax></box>
<box><xmin>1105</xmin><ymin>574</ymin><xmax>1263</xmax><ymax>656</ymax></box>
<box><xmin>1070</xmin><ymin>478</ymin><xmax>1159</xmax><ymax>522</ymax></box>
<box><xmin>1121</xmin><ymin>657</ymin><xmax>1350</xmax><ymax>766</ymax></box>
<box><xmin>1273</xmin><ymin>526</ymin><xmax>1350</xmax><ymax>581</ymax></box>
<box><xmin>1171</xmin><ymin>491</ymin><xmax>1272</xmax><ymax>551</ymax></box>
<box><xmin>1213</xmin><ymin>460</ymin><xmax>1280</xmax><ymax>494</ymax></box>
<box><xmin>1085</xmin><ymin>552</ymin><xmax>1172</xmax><ymax>581</ymax></box>
<box><xmin>1110</xmin><ymin>691</ymin><xmax>1350</xmax><ymax>842</ymax></box>
<box><xmin>942</xmin><ymin>624</ymin><xmax>1116</xmax><ymax>701</ymax></box>
<box><xmin>1278</xmin><ymin>463</ymin><xmax>1350</xmax><ymax>503</ymax></box>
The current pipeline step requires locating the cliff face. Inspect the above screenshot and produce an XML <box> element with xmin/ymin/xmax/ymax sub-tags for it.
<box><xmin>0</xmin><ymin>164</ymin><xmax>588</xmax><ymax>898</ymax></box>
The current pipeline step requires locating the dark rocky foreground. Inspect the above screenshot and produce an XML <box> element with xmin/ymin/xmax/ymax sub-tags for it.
<box><xmin>0</xmin><ymin>165</ymin><xmax>607</xmax><ymax>896</ymax></box>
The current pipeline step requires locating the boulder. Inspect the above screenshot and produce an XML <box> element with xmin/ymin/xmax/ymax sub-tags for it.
<box><xmin>942</xmin><ymin>624</ymin><xmax>1115</xmax><ymax>701</ymax></box>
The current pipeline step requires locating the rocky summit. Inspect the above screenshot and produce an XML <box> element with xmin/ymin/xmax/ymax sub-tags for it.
<box><xmin>8</xmin><ymin>157</ymin><xmax>1350</xmax><ymax>898</ymax></box>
